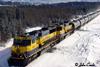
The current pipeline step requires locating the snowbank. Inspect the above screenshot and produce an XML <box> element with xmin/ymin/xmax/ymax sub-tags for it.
<box><xmin>0</xmin><ymin>39</ymin><xmax>13</xmax><ymax>67</ymax></box>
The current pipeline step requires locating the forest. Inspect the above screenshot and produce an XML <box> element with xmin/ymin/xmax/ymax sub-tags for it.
<box><xmin>0</xmin><ymin>2</ymin><xmax>100</xmax><ymax>42</ymax></box>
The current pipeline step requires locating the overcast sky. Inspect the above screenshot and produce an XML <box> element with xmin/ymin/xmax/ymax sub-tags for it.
<box><xmin>2</xmin><ymin>0</ymin><xmax>100</xmax><ymax>3</ymax></box>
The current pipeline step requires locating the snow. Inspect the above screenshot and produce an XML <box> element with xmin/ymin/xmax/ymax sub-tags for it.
<box><xmin>25</xmin><ymin>27</ymin><xmax>42</xmax><ymax>33</ymax></box>
<box><xmin>0</xmin><ymin>39</ymin><xmax>13</xmax><ymax>67</ymax></box>
<box><xmin>0</xmin><ymin>14</ymin><xmax>100</xmax><ymax>67</ymax></box>
<box><xmin>0</xmin><ymin>39</ymin><xmax>13</xmax><ymax>51</ymax></box>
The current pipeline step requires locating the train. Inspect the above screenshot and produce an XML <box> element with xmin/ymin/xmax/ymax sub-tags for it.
<box><xmin>8</xmin><ymin>10</ymin><xmax>100</xmax><ymax>67</ymax></box>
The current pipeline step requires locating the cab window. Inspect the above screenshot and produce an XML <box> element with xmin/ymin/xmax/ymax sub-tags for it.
<box><xmin>50</xmin><ymin>28</ymin><xmax>56</xmax><ymax>33</ymax></box>
<box><xmin>14</xmin><ymin>39</ymin><xmax>31</xmax><ymax>46</ymax></box>
<box><xmin>57</xmin><ymin>26</ymin><xmax>62</xmax><ymax>31</ymax></box>
<box><xmin>41</xmin><ymin>28</ymin><xmax>49</xmax><ymax>36</ymax></box>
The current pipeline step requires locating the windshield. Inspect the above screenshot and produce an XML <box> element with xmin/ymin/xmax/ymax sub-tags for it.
<box><xmin>14</xmin><ymin>39</ymin><xmax>31</xmax><ymax>46</ymax></box>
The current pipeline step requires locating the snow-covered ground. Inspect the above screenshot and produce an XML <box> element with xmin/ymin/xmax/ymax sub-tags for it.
<box><xmin>0</xmin><ymin>39</ymin><xmax>13</xmax><ymax>67</ymax></box>
<box><xmin>27</xmin><ymin>15</ymin><xmax>100</xmax><ymax>67</ymax></box>
<box><xmin>0</xmin><ymin>14</ymin><xmax>100</xmax><ymax>67</ymax></box>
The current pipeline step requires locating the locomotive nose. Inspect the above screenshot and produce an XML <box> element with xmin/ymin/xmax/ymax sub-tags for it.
<box><xmin>16</xmin><ymin>47</ymin><xmax>21</xmax><ymax>54</ymax></box>
<box><xmin>11</xmin><ymin>45</ymin><xmax>20</xmax><ymax>53</ymax></box>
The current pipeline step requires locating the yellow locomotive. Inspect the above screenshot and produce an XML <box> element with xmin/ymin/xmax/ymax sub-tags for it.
<box><xmin>8</xmin><ymin>21</ymin><xmax>74</xmax><ymax>66</ymax></box>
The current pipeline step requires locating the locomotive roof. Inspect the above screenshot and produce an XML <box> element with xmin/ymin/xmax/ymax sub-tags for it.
<box><xmin>25</xmin><ymin>30</ymin><xmax>40</xmax><ymax>36</ymax></box>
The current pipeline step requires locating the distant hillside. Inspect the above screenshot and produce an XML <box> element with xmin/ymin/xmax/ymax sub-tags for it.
<box><xmin>0</xmin><ymin>2</ymin><xmax>100</xmax><ymax>42</ymax></box>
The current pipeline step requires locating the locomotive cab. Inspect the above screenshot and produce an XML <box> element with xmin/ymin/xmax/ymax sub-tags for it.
<box><xmin>8</xmin><ymin>31</ymin><xmax>40</xmax><ymax>66</ymax></box>
<box><xmin>12</xmin><ymin>36</ymin><xmax>31</xmax><ymax>54</ymax></box>
<box><xmin>11</xmin><ymin>31</ymin><xmax>41</xmax><ymax>57</ymax></box>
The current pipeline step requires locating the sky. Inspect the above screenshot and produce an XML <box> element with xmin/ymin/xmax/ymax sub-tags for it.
<box><xmin>2</xmin><ymin>0</ymin><xmax>100</xmax><ymax>3</ymax></box>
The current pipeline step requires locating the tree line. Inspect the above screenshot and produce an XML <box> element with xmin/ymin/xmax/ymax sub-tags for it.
<box><xmin>0</xmin><ymin>2</ymin><xmax>100</xmax><ymax>42</ymax></box>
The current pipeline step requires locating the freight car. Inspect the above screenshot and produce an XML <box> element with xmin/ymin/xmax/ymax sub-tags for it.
<box><xmin>8</xmin><ymin>10</ymin><xmax>100</xmax><ymax>67</ymax></box>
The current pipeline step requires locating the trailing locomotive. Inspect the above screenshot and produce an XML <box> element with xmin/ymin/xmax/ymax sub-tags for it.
<box><xmin>8</xmin><ymin>10</ymin><xmax>100</xmax><ymax>66</ymax></box>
